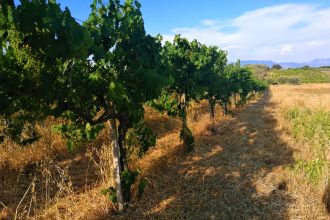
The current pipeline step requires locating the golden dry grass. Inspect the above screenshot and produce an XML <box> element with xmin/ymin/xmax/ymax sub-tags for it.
<box><xmin>0</xmin><ymin>119</ymin><xmax>110</xmax><ymax>220</ymax></box>
<box><xmin>1</xmin><ymin>84</ymin><xmax>329</xmax><ymax>219</ymax></box>
<box><xmin>268</xmin><ymin>84</ymin><xmax>330</xmax><ymax>219</ymax></box>
<box><xmin>271</xmin><ymin>84</ymin><xmax>330</xmax><ymax>111</ymax></box>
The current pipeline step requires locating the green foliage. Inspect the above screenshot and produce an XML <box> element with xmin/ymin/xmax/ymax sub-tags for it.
<box><xmin>100</xmin><ymin>186</ymin><xmax>117</xmax><ymax>203</ymax></box>
<box><xmin>318</xmin><ymin>66</ymin><xmax>330</xmax><ymax>69</ymax></box>
<box><xmin>137</xmin><ymin>178</ymin><xmax>148</xmax><ymax>199</ymax></box>
<box><xmin>0</xmin><ymin>112</ymin><xmax>38</xmax><ymax>145</ymax></box>
<box><xmin>148</xmin><ymin>88</ymin><xmax>180</xmax><ymax>117</ymax></box>
<box><xmin>0</xmin><ymin>0</ymin><xmax>93</xmax><ymax>147</ymax></box>
<box><xmin>0</xmin><ymin>0</ymin><xmax>169</xmax><ymax>209</ymax></box>
<box><xmin>153</xmin><ymin>37</ymin><xmax>266</xmax><ymax>151</ymax></box>
<box><xmin>126</xmin><ymin>121</ymin><xmax>156</xmax><ymax>158</ymax></box>
<box><xmin>101</xmin><ymin>172</ymin><xmax>148</xmax><ymax>202</ymax></box>
<box><xmin>200</xmin><ymin>46</ymin><xmax>227</xmax><ymax>109</ymax></box>
<box><xmin>121</xmin><ymin>169</ymin><xmax>140</xmax><ymax>199</ymax></box>
<box><xmin>0</xmin><ymin>0</ymin><xmax>269</xmax><ymax>209</ymax></box>
<box><xmin>162</xmin><ymin>35</ymin><xmax>214</xmax><ymax>150</ymax></box>
<box><xmin>163</xmin><ymin>35</ymin><xmax>210</xmax><ymax>100</ymax></box>
<box><xmin>271</xmin><ymin>64</ymin><xmax>282</xmax><ymax>70</ymax></box>
<box><xmin>221</xmin><ymin>62</ymin><xmax>267</xmax><ymax>107</ymax></box>
<box><xmin>15</xmin><ymin>0</ymin><xmax>92</xmax><ymax>61</ymax></box>
<box><xmin>180</xmin><ymin>126</ymin><xmax>194</xmax><ymax>152</ymax></box>
<box><xmin>52</xmin><ymin>123</ymin><xmax>104</xmax><ymax>151</ymax></box>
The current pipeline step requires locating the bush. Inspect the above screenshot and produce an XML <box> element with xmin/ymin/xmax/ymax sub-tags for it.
<box><xmin>271</xmin><ymin>64</ymin><xmax>282</xmax><ymax>70</ymax></box>
<box><xmin>180</xmin><ymin>126</ymin><xmax>194</xmax><ymax>152</ymax></box>
<box><xmin>126</xmin><ymin>121</ymin><xmax>156</xmax><ymax>158</ymax></box>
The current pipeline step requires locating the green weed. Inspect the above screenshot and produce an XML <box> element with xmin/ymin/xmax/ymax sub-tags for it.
<box><xmin>285</xmin><ymin>106</ymin><xmax>330</xmax><ymax>183</ymax></box>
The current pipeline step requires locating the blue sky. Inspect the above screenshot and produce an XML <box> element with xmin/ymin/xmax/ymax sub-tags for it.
<box><xmin>15</xmin><ymin>0</ymin><xmax>330</xmax><ymax>62</ymax></box>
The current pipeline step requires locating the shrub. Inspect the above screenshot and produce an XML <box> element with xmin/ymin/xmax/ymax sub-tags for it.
<box><xmin>271</xmin><ymin>64</ymin><xmax>282</xmax><ymax>70</ymax></box>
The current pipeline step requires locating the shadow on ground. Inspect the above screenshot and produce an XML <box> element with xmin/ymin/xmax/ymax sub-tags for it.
<box><xmin>120</xmin><ymin>91</ymin><xmax>295</xmax><ymax>219</ymax></box>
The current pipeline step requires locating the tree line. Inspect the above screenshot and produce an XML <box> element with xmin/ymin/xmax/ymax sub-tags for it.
<box><xmin>0</xmin><ymin>0</ymin><xmax>266</xmax><ymax>213</ymax></box>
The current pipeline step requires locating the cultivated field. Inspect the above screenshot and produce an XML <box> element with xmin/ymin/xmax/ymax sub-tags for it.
<box><xmin>1</xmin><ymin>84</ymin><xmax>329</xmax><ymax>219</ymax></box>
<box><xmin>267</xmin><ymin>68</ymin><xmax>330</xmax><ymax>84</ymax></box>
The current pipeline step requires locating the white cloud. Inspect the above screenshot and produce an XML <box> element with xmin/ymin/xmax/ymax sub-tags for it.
<box><xmin>163</xmin><ymin>4</ymin><xmax>330</xmax><ymax>62</ymax></box>
<box><xmin>279</xmin><ymin>44</ymin><xmax>294</xmax><ymax>55</ymax></box>
<box><xmin>201</xmin><ymin>19</ymin><xmax>218</xmax><ymax>26</ymax></box>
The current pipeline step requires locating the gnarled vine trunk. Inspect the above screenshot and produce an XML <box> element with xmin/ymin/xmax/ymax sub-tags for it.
<box><xmin>234</xmin><ymin>93</ymin><xmax>237</xmax><ymax>108</ymax></box>
<box><xmin>118</xmin><ymin>123</ymin><xmax>128</xmax><ymax>171</ymax></box>
<box><xmin>180</xmin><ymin>92</ymin><xmax>193</xmax><ymax>151</ymax></box>
<box><xmin>209</xmin><ymin>97</ymin><xmax>215</xmax><ymax>119</ymax></box>
<box><xmin>118</xmin><ymin>120</ymin><xmax>130</xmax><ymax>202</ymax></box>
<box><xmin>222</xmin><ymin>102</ymin><xmax>228</xmax><ymax>115</ymax></box>
<box><xmin>108</xmin><ymin>118</ymin><xmax>125</xmax><ymax>214</ymax></box>
<box><xmin>181</xmin><ymin>92</ymin><xmax>187</xmax><ymax>148</ymax></box>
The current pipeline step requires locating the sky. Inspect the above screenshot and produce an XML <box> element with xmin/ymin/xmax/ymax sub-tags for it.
<box><xmin>15</xmin><ymin>0</ymin><xmax>330</xmax><ymax>62</ymax></box>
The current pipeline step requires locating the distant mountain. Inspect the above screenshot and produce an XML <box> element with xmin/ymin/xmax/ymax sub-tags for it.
<box><xmin>240</xmin><ymin>58</ymin><xmax>330</xmax><ymax>69</ymax></box>
<box><xmin>302</xmin><ymin>58</ymin><xmax>330</xmax><ymax>68</ymax></box>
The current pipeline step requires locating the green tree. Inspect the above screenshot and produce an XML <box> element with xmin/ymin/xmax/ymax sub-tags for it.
<box><xmin>163</xmin><ymin>35</ymin><xmax>209</xmax><ymax>151</ymax></box>
<box><xmin>0</xmin><ymin>0</ymin><xmax>92</xmax><ymax>143</ymax></box>
<box><xmin>219</xmin><ymin>61</ymin><xmax>266</xmax><ymax>114</ymax></box>
<box><xmin>218</xmin><ymin>64</ymin><xmax>236</xmax><ymax>114</ymax></box>
<box><xmin>1</xmin><ymin>0</ymin><xmax>167</xmax><ymax>213</ymax></box>
<box><xmin>200</xmin><ymin>46</ymin><xmax>227</xmax><ymax>119</ymax></box>
<box><xmin>271</xmin><ymin>64</ymin><xmax>282</xmax><ymax>70</ymax></box>
<box><xmin>56</xmin><ymin>0</ymin><xmax>167</xmax><ymax>211</ymax></box>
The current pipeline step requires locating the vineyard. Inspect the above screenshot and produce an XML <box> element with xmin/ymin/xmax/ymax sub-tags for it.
<box><xmin>0</xmin><ymin>1</ymin><xmax>329</xmax><ymax>219</ymax></box>
<box><xmin>267</xmin><ymin>68</ymin><xmax>330</xmax><ymax>84</ymax></box>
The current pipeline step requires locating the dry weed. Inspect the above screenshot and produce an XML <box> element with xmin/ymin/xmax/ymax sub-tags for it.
<box><xmin>1</xmin><ymin>85</ymin><xmax>329</xmax><ymax>219</ymax></box>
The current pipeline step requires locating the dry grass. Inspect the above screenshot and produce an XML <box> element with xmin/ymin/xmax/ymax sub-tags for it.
<box><xmin>269</xmin><ymin>84</ymin><xmax>330</xmax><ymax>219</ymax></box>
<box><xmin>1</xmin><ymin>85</ymin><xmax>329</xmax><ymax>219</ymax></box>
<box><xmin>0</xmin><ymin>119</ymin><xmax>112</xmax><ymax>219</ymax></box>
<box><xmin>124</xmin><ymin>92</ymin><xmax>295</xmax><ymax>219</ymax></box>
<box><xmin>0</xmin><ymin>118</ymin><xmax>67</xmax><ymax>171</ymax></box>
<box><xmin>271</xmin><ymin>84</ymin><xmax>330</xmax><ymax>111</ymax></box>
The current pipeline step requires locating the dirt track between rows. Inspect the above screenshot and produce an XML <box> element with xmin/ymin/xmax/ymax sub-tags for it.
<box><xmin>126</xmin><ymin>91</ymin><xmax>296</xmax><ymax>219</ymax></box>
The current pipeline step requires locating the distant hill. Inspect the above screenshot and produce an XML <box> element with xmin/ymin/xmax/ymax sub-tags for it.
<box><xmin>240</xmin><ymin>58</ymin><xmax>330</xmax><ymax>69</ymax></box>
<box><xmin>302</xmin><ymin>58</ymin><xmax>330</xmax><ymax>68</ymax></box>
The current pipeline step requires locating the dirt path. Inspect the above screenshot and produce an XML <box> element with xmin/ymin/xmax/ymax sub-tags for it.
<box><xmin>126</xmin><ymin>92</ymin><xmax>295</xmax><ymax>219</ymax></box>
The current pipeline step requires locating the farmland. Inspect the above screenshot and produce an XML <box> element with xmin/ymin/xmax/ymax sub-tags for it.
<box><xmin>1</xmin><ymin>0</ymin><xmax>329</xmax><ymax>219</ymax></box>
<box><xmin>1</xmin><ymin>84</ymin><xmax>329</xmax><ymax>219</ymax></box>
<box><xmin>267</xmin><ymin>68</ymin><xmax>330</xmax><ymax>84</ymax></box>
